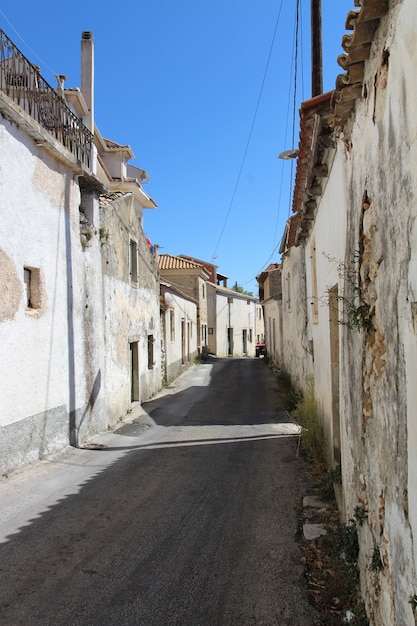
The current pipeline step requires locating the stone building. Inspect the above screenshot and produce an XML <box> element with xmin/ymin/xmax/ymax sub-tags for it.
<box><xmin>256</xmin><ymin>263</ymin><xmax>282</xmax><ymax>366</ymax></box>
<box><xmin>277</xmin><ymin>0</ymin><xmax>417</xmax><ymax>622</ymax></box>
<box><xmin>158</xmin><ymin>253</ymin><xmax>210</xmax><ymax>357</ymax></box>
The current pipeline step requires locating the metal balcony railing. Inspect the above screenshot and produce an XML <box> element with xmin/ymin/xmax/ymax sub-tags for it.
<box><xmin>0</xmin><ymin>29</ymin><xmax>93</xmax><ymax>168</ymax></box>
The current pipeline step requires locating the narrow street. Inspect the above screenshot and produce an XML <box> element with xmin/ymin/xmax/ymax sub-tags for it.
<box><xmin>0</xmin><ymin>358</ymin><xmax>312</xmax><ymax>626</ymax></box>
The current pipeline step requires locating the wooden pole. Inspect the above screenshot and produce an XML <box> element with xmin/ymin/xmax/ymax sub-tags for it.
<box><xmin>311</xmin><ymin>0</ymin><xmax>323</xmax><ymax>96</ymax></box>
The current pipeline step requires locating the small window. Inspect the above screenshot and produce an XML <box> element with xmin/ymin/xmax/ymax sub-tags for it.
<box><xmin>147</xmin><ymin>334</ymin><xmax>154</xmax><ymax>369</ymax></box>
<box><xmin>130</xmin><ymin>239</ymin><xmax>138</xmax><ymax>284</ymax></box>
<box><xmin>202</xmin><ymin>283</ymin><xmax>205</xmax><ymax>299</ymax></box>
<box><xmin>24</xmin><ymin>267</ymin><xmax>41</xmax><ymax>310</ymax></box>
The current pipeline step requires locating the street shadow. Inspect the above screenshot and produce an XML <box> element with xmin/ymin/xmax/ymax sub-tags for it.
<box><xmin>0</xmin><ymin>430</ymin><xmax>308</xmax><ymax>626</ymax></box>
<box><xmin>136</xmin><ymin>357</ymin><xmax>290</xmax><ymax>428</ymax></box>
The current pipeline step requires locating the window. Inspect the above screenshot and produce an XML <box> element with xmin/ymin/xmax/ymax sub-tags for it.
<box><xmin>202</xmin><ymin>283</ymin><xmax>205</xmax><ymax>299</ymax></box>
<box><xmin>147</xmin><ymin>335</ymin><xmax>154</xmax><ymax>369</ymax></box>
<box><xmin>24</xmin><ymin>267</ymin><xmax>41</xmax><ymax>310</ymax></box>
<box><xmin>170</xmin><ymin>309</ymin><xmax>175</xmax><ymax>341</ymax></box>
<box><xmin>130</xmin><ymin>239</ymin><xmax>138</xmax><ymax>284</ymax></box>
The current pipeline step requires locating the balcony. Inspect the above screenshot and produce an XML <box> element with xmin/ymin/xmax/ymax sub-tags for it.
<box><xmin>0</xmin><ymin>29</ymin><xmax>93</xmax><ymax>169</ymax></box>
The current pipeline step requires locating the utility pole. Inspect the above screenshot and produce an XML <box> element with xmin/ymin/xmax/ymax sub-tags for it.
<box><xmin>311</xmin><ymin>0</ymin><xmax>323</xmax><ymax>96</ymax></box>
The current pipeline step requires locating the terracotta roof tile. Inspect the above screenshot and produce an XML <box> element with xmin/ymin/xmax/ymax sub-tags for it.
<box><xmin>158</xmin><ymin>254</ymin><xmax>210</xmax><ymax>275</ymax></box>
<box><xmin>265</xmin><ymin>263</ymin><xmax>281</xmax><ymax>272</ymax></box>
<box><xmin>99</xmin><ymin>191</ymin><xmax>131</xmax><ymax>207</ymax></box>
<box><xmin>330</xmin><ymin>0</ymin><xmax>389</xmax><ymax>129</ymax></box>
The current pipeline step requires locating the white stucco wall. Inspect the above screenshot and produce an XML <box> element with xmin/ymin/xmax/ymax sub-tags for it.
<box><xmin>0</xmin><ymin>114</ymin><xmax>106</xmax><ymax>471</ymax></box>
<box><xmin>161</xmin><ymin>287</ymin><xmax>198</xmax><ymax>383</ymax></box>
<box><xmin>305</xmin><ymin>142</ymin><xmax>347</xmax><ymax>464</ymax></box>
<box><xmin>213</xmin><ymin>290</ymin><xmax>257</xmax><ymax>358</ymax></box>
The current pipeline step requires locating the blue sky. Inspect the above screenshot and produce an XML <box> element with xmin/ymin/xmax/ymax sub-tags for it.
<box><xmin>0</xmin><ymin>0</ymin><xmax>352</xmax><ymax>295</ymax></box>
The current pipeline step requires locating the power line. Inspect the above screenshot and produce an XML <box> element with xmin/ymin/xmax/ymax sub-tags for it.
<box><xmin>211</xmin><ymin>0</ymin><xmax>285</xmax><ymax>263</ymax></box>
<box><xmin>241</xmin><ymin>0</ymin><xmax>305</xmax><ymax>288</ymax></box>
<box><xmin>0</xmin><ymin>8</ymin><xmax>57</xmax><ymax>78</ymax></box>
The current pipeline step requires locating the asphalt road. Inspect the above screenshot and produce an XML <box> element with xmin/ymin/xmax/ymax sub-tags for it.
<box><xmin>0</xmin><ymin>358</ymin><xmax>312</xmax><ymax>626</ymax></box>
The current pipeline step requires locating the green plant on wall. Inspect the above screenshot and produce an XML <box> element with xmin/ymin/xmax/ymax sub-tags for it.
<box><xmin>354</xmin><ymin>505</ymin><xmax>368</xmax><ymax>527</ymax></box>
<box><xmin>321</xmin><ymin>252</ymin><xmax>373</xmax><ymax>333</ymax></box>
<box><xmin>293</xmin><ymin>376</ymin><xmax>323</xmax><ymax>464</ymax></box>
<box><xmin>80</xmin><ymin>227</ymin><xmax>94</xmax><ymax>246</ymax></box>
<box><xmin>369</xmin><ymin>545</ymin><xmax>383</xmax><ymax>573</ymax></box>
<box><xmin>99</xmin><ymin>226</ymin><xmax>109</xmax><ymax>242</ymax></box>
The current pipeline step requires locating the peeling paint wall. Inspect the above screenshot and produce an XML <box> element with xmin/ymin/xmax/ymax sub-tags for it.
<box><xmin>340</xmin><ymin>0</ymin><xmax>417</xmax><ymax>622</ymax></box>
<box><xmin>100</xmin><ymin>193</ymin><xmax>161</xmax><ymax>424</ymax></box>
<box><xmin>260</xmin><ymin>269</ymin><xmax>282</xmax><ymax>366</ymax></box>
<box><xmin>281</xmin><ymin>245</ymin><xmax>313</xmax><ymax>388</ymax></box>
<box><xmin>304</xmin><ymin>143</ymin><xmax>348</xmax><ymax>468</ymax></box>
<box><xmin>0</xmin><ymin>111</ymin><xmax>106</xmax><ymax>472</ymax></box>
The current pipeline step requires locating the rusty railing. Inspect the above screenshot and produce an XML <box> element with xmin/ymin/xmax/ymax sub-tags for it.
<box><xmin>0</xmin><ymin>28</ymin><xmax>93</xmax><ymax>168</ymax></box>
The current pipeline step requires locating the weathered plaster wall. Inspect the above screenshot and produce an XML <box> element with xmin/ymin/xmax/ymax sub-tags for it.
<box><xmin>100</xmin><ymin>193</ymin><xmax>161</xmax><ymax>424</ymax></box>
<box><xmin>281</xmin><ymin>246</ymin><xmax>313</xmax><ymax>388</ymax></box>
<box><xmin>305</xmin><ymin>143</ymin><xmax>347</xmax><ymax>465</ymax></box>
<box><xmin>158</xmin><ymin>272</ymin><xmax>208</xmax><ymax>353</ymax></box>
<box><xmin>0</xmin><ymin>114</ymin><xmax>106</xmax><ymax>472</ymax></box>
<box><xmin>255</xmin><ymin>303</ymin><xmax>265</xmax><ymax>345</ymax></box>
<box><xmin>340</xmin><ymin>0</ymin><xmax>417</xmax><ymax>622</ymax></box>
<box><xmin>263</xmin><ymin>299</ymin><xmax>281</xmax><ymax>366</ymax></box>
<box><xmin>161</xmin><ymin>286</ymin><xmax>198</xmax><ymax>383</ymax></box>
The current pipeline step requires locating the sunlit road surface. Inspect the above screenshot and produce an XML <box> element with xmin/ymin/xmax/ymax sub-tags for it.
<box><xmin>0</xmin><ymin>358</ymin><xmax>312</xmax><ymax>626</ymax></box>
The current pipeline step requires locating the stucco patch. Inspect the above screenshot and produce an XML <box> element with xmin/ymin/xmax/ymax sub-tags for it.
<box><xmin>32</xmin><ymin>156</ymin><xmax>66</xmax><ymax>207</ymax></box>
<box><xmin>0</xmin><ymin>248</ymin><xmax>22</xmax><ymax>322</ymax></box>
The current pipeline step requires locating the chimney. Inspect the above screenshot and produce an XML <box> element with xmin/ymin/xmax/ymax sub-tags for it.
<box><xmin>81</xmin><ymin>31</ymin><xmax>94</xmax><ymax>132</ymax></box>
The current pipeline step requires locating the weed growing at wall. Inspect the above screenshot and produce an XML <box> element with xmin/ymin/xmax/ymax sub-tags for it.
<box><xmin>303</xmin><ymin>505</ymin><xmax>369</xmax><ymax>624</ymax></box>
<box><xmin>275</xmin><ymin>367</ymin><xmax>302</xmax><ymax>410</ymax></box>
<box><xmin>293</xmin><ymin>376</ymin><xmax>324</xmax><ymax>466</ymax></box>
<box><xmin>321</xmin><ymin>252</ymin><xmax>373</xmax><ymax>333</ymax></box>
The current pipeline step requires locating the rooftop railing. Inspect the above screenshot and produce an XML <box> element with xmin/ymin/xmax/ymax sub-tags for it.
<box><xmin>0</xmin><ymin>29</ymin><xmax>93</xmax><ymax>169</ymax></box>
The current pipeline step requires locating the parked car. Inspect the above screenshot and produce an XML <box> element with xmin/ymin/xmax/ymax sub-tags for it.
<box><xmin>255</xmin><ymin>342</ymin><xmax>266</xmax><ymax>358</ymax></box>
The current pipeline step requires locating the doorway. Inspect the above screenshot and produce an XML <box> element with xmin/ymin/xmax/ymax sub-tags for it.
<box><xmin>130</xmin><ymin>342</ymin><xmax>139</xmax><ymax>402</ymax></box>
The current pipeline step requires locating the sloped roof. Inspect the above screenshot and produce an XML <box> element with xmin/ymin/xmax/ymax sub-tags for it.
<box><xmin>103</xmin><ymin>137</ymin><xmax>132</xmax><ymax>152</ymax></box>
<box><xmin>158</xmin><ymin>254</ymin><xmax>210</xmax><ymax>277</ymax></box>
<box><xmin>256</xmin><ymin>263</ymin><xmax>281</xmax><ymax>285</ymax></box>
<box><xmin>99</xmin><ymin>190</ymin><xmax>131</xmax><ymax>208</ymax></box>
<box><xmin>279</xmin><ymin>213</ymin><xmax>301</xmax><ymax>254</ymax></box>
<box><xmin>211</xmin><ymin>282</ymin><xmax>257</xmax><ymax>301</ymax></box>
<box><xmin>290</xmin><ymin>92</ymin><xmax>334</xmax><ymax>245</ymax></box>
<box><xmin>330</xmin><ymin>0</ymin><xmax>389</xmax><ymax>129</ymax></box>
